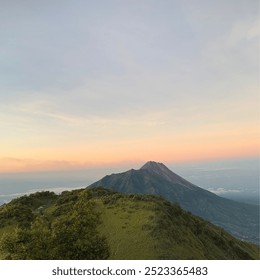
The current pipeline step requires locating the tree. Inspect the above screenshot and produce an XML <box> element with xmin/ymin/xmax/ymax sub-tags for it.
<box><xmin>0</xmin><ymin>190</ymin><xmax>109</xmax><ymax>260</ymax></box>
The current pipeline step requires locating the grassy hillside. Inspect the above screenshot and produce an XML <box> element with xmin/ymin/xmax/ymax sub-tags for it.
<box><xmin>0</xmin><ymin>187</ymin><xmax>259</xmax><ymax>260</ymax></box>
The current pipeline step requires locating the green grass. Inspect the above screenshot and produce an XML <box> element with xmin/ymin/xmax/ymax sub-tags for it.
<box><xmin>98</xmin><ymin>199</ymin><xmax>157</xmax><ymax>259</ymax></box>
<box><xmin>0</xmin><ymin>187</ymin><xmax>259</xmax><ymax>260</ymax></box>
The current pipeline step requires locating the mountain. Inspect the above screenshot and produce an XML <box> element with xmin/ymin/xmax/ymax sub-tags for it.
<box><xmin>0</xmin><ymin>187</ymin><xmax>259</xmax><ymax>259</ymax></box>
<box><xmin>89</xmin><ymin>161</ymin><xmax>260</xmax><ymax>244</ymax></box>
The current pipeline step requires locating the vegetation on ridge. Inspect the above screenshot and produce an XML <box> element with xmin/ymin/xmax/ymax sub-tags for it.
<box><xmin>0</xmin><ymin>187</ymin><xmax>259</xmax><ymax>260</ymax></box>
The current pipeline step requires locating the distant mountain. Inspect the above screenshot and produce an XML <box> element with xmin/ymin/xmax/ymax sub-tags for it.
<box><xmin>89</xmin><ymin>161</ymin><xmax>260</xmax><ymax>244</ymax></box>
<box><xmin>0</xmin><ymin>187</ymin><xmax>259</xmax><ymax>259</ymax></box>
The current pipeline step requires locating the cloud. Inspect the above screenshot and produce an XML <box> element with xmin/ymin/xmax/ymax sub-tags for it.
<box><xmin>204</xmin><ymin>17</ymin><xmax>259</xmax><ymax>72</ymax></box>
<box><xmin>226</xmin><ymin>19</ymin><xmax>259</xmax><ymax>46</ymax></box>
<box><xmin>0</xmin><ymin>186</ymin><xmax>83</xmax><ymax>205</ymax></box>
<box><xmin>207</xmin><ymin>187</ymin><xmax>241</xmax><ymax>195</ymax></box>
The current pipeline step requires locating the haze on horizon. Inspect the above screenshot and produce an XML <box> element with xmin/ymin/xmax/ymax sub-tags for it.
<box><xmin>0</xmin><ymin>0</ymin><xmax>259</xmax><ymax>174</ymax></box>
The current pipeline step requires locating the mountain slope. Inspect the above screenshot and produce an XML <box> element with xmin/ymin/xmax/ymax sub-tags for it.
<box><xmin>89</xmin><ymin>161</ymin><xmax>259</xmax><ymax>244</ymax></box>
<box><xmin>0</xmin><ymin>187</ymin><xmax>259</xmax><ymax>260</ymax></box>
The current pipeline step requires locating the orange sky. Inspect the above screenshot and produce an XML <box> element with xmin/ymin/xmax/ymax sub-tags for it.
<box><xmin>1</xmin><ymin>121</ymin><xmax>258</xmax><ymax>173</ymax></box>
<box><xmin>0</xmin><ymin>1</ymin><xmax>259</xmax><ymax>174</ymax></box>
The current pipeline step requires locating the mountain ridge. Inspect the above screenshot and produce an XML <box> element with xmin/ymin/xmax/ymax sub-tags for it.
<box><xmin>89</xmin><ymin>161</ymin><xmax>259</xmax><ymax>244</ymax></box>
<box><xmin>0</xmin><ymin>187</ymin><xmax>259</xmax><ymax>259</ymax></box>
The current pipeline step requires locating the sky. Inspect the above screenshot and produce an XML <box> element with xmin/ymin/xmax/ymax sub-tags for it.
<box><xmin>0</xmin><ymin>0</ymin><xmax>259</xmax><ymax>174</ymax></box>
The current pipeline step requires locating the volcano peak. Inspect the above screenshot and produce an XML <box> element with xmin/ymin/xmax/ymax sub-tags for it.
<box><xmin>140</xmin><ymin>161</ymin><xmax>166</xmax><ymax>171</ymax></box>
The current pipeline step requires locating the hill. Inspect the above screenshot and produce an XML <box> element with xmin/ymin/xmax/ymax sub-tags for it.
<box><xmin>89</xmin><ymin>161</ymin><xmax>260</xmax><ymax>244</ymax></box>
<box><xmin>0</xmin><ymin>187</ymin><xmax>259</xmax><ymax>260</ymax></box>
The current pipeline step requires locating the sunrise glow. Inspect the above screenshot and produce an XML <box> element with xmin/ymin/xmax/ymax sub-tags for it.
<box><xmin>0</xmin><ymin>1</ymin><xmax>259</xmax><ymax>174</ymax></box>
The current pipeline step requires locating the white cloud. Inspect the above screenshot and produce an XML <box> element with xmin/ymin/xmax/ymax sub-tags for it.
<box><xmin>0</xmin><ymin>186</ymin><xmax>84</xmax><ymax>202</ymax></box>
<box><xmin>226</xmin><ymin>19</ymin><xmax>259</xmax><ymax>47</ymax></box>
<box><xmin>207</xmin><ymin>187</ymin><xmax>241</xmax><ymax>195</ymax></box>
